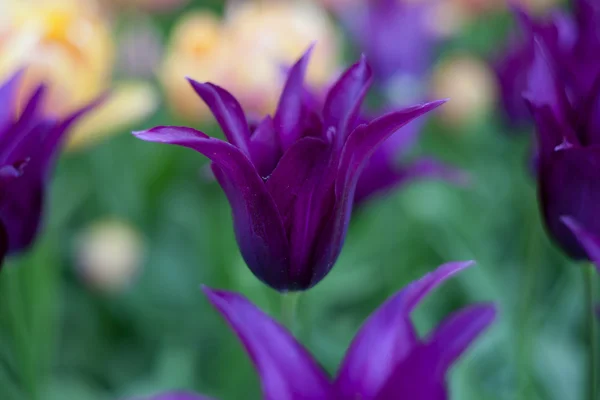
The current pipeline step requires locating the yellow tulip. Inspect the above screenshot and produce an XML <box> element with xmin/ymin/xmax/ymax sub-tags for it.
<box><xmin>0</xmin><ymin>0</ymin><xmax>157</xmax><ymax>151</ymax></box>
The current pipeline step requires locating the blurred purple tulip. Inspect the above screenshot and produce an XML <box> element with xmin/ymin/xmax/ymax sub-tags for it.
<box><xmin>0</xmin><ymin>71</ymin><xmax>98</xmax><ymax>268</ymax></box>
<box><xmin>336</xmin><ymin>0</ymin><xmax>466</xmax><ymax>205</ymax></box>
<box><xmin>144</xmin><ymin>261</ymin><xmax>496</xmax><ymax>400</ymax></box>
<box><xmin>522</xmin><ymin>0</ymin><xmax>600</xmax><ymax>260</ymax></box>
<box><xmin>134</xmin><ymin>48</ymin><xmax>446</xmax><ymax>291</ymax></box>
<box><xmin>340</xmin><ymin>0</ymin><xmax>437</xmax><ymax>94</ymax></box>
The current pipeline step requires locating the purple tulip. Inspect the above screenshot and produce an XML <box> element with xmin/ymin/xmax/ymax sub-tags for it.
<box><xmin>142</xmin><ymin>261</ymin><xmax>496</xmax><ymax>400</ymax></box>
<box><xmin>494</xmin><ymin>9</ymin><xmax>576</xmax><ymax>127</ymax></box>
<box><xmin>522</xmin><ymin>0</ymin><xmax>600</xmax><ymax>260</ymax></box>
<box><xmin>0</xmin><ymin>71</ymin><xmax>98</xmax><ymax>267</ymax></box>
<box><xmin>133</xmin><ymin>49</ymin><xmax>446</xmax><ymax>291</ymax></box>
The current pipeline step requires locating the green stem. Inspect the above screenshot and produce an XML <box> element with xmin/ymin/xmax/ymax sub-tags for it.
<box><xmin>516</xmin><ymin>202</ymin><xmax>541</xmax><ymax>399</ymax></box>
<box><xmin>280</xmin><ymin>292</ymin><xmax>301</xmax><ymax>334</ymax></box>
<box><xmin>583</xmin><ymin>264</ymin><xmax>597</xmax><ymax>400</ymax></box>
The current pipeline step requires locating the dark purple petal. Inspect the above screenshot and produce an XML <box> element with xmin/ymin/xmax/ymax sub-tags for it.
<box><xmin>0</xmin><ymin>120</ymin><xmax>56</xmax><ymax>253</ymax></box>
<box><xmin>202</xmin><ymin>287</ymin><xmax>331</xmax><ymax>400</ymax></box>
<box><xmin>312</xmin><ymin>100</ymin><xmax>446</xmax><ymax>282</ymax></box>
<box><xmin>334</xmin><ymin>261</ymin><xmax>474</xmax><ymax>398</ymax></box>
<box><xmin>141</xmin><ymin>392</ymin><xmax>214</xmax><ymax>400</ymax></box>
<box><xmin>249</xmin><ymin>116</ymin><xmax>281</xmax><ymax>178</ymax></box>
<box><xmin>265</xmin><ymin>137</ymin><xmax>331</xmax><ymax>288</ymax></box>
<box><xmin>0</xmin><ymin>85</ymin><xmax>47</xmax><ymax>162</ymax></box>
<box><xmin>187</xmin><ymin>79</ymin><xmax>252</xmax><ymax>156</ymax></box>
<box><xmin>494</xmin><ymin>39</ymin><xmax>533</xmax><ymax>126</ymax></box>
<box><xmin>0</xmin><ymin>69</ymin><xmax>24</xmax><ymax>131</ymax></box>
<box><xmin>274</xmin><ymin>46</ymin><xmax>313</xmax><ymax>151</ymax></box>
<box><xmin>523</xmin><ymin>40</ymin><xmax>573</xmax><ymax>141</ymax></box>
<box><xmin>425</xmin><ymin>304</ymin><xmax>496</xmax><ymax>373</ymax></box>
<box><xmin>133</xmin><ymin>126</ymin><xmax>290</xmax><ymax>289</ymax></box>
<box><xmin>562</xmin><ymin>217</ymin><xmax>600</xmax><ymax>272</ymax></box>
<box><xmin>539</xmin><ymin>146</ymin><xmax>600</xmax><ymax>260</ymax></box>
<box><xmin>323</xmin><ymin>55</ymin><xmax>372</xmax><ymax>148</ymax></box>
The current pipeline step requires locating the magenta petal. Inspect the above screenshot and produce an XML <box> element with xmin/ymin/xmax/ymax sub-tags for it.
<box><xmin>334</xmin><ymin>261</ymin><xmax>475</xmax><ymax>398</ymax></box>
<box><xmin>274</xmin><ymin>46</ymin><xmax>314</xmax><ymax>151</ymax></box>
<box><xmin>323</xmin><ymin>55</ymin><xmax>372</xmax><ymax>148</ymax></box>
<box><xmin>134</xmin><ymin>126</ymin><xmax>289</xmax><ymax>288</ymax></box>
<box><xmin>142</xmin><ymin>392</ymin><xmax>214</xmax><ymax>400</ymax></box>
<box><xmin>202</xmin><ymin>287</ymin><xmax>331</xmax><ymax>400</ymax></box>
<box><xmin>562</xmin><ymin>217</ymin><xmax>600</xmax><ymax>272</ymax></box>
<box><xmin>425</xmin><ymin>304</ymin><xmax>497</xmax><ymax>373</ymax></box>
<box><xmin>187</xmin><ymin>79</ymin><xmax>251</xmax><ymax>156</ymax></box>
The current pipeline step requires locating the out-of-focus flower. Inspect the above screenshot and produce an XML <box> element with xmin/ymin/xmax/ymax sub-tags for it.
<box><xmin>354</xmin><ymin>124</ymin><xmax>469</xmax><ymax>204</ymax></box>
<box><xmin>117</xmin><ymin>19</ymin><xmax>163</xmax><ymax>79</ymax></box>
<box><xmin>135</xmin><ymin>50</ymin><xmax>445</xmax><ymax>291</ymax></box>
<box><xmin>144</xmin><ymin>261</ymin><xmax>496</xmax><ymax>399</ymax></box>
<box><xmin>432</xmin><ymin>55</ymin><xmax>497</xmax><ymax>127</ymax></box>
<box><xmin>522</xmin><ymin>0</ymin><xmax>600</xmax><ymax>260</ymax></box>
<box><xmin>339</xmin><ymin>0</ymin><xmax>437</xmax><ymax>100</ymax></box>
<box><xmin>0</xmin><ymin>71</ymin><xmax>99</xmax><ymax>268</ymax></box>
<box><xmin>74</xmin><ymin>218</ymin><xmax>144</xmax><ymax>293</ymax></box>
<box><xmin>331</xmin><ymin>0</ymin><xmax>467</xmax><ymax>204</ymax></box>
<box><xmin>494</xmin><ymin>9</ymin><xmax>575</xmax><ymax>127</ymax></box>
<box><xmin>0</xmin><ymin>0</ymin><xmax>157</xmax><ymax>151</ymax></box>
<box><xmin>106</xmin><ymin>0</ymin><xmax>188</xmax><ymax>13</ymax></box>
<box><xmin>160</xmin><ymin>2</ymin><xmax>341</xmax><ymax>122</ymax></box>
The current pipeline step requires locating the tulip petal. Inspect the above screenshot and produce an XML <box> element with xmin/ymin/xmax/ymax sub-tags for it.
<box><xmin>0</xmin><ymin>69</ymin><xmax>23</xmax><ymax>131</ymax></box>
<box><xmin>0</xmin><ymin>120</ymin><xmax>56</xmax><ymax>253</ymax></box>
<box><xmin>323</xmin><ymin>55</ymin><xmax>372</xmax><ymax>148</ymax></box>
<box><xmin>249</xmin><ymin>116</ymin><xmax>281</xmax><ymax>178</ymax></box>
<box><xmin>265</xmin><ymin>137</ymin><xmax>329</xmax><ymax>231</ymax></box>
<box><xmin>313</xmin><ymin>100</ymin><xmax>446</xmax><ymax>281</ymax></box>
<box><xmin>187</xmin><ymin>79</ymin><xmax>251</xmax><ymax>156</ymax></box>
<box><xmin>274</xmin><ymin>46</ymin><xmax>313</xmax><ymax>151</ymax></box>
<box><xmin>0</xmin><ymin>85</ymin><xmax>46</xmax><ymax>161</ymax></box>
<box><xmin>334</xmin><ymin>260</ymin><xmax>475</xmax><ymax>398</ymax></box>
<box><xmin>425</xmin><ymin>304</ymin><xmax>497</xmax><ymax>373</ymax></box>
<box><xmin>133</xmin><ymin>126</ymin><xmax>289</xmax><ymax>288</ymax></box>
<box><xmin>523</xmin><ymin>39</ymin><xmax>577</xmax><ymax>150</ymax></box>
<box><xmin>562</xmin><ymin>217</ymin><xmax>600</xmax><ymax>272</ymax></box>
<box><xmin>540</xmin><ymin>146</ymin><xmax>600</xmax><ymax>259</ymax></box>
<box><xmin>203</xmin><ymin>287</ymin><xmax>331</xmax><ymax>400</ymax></box>
<box><xmin>266</xmin><ymin>137</ymin><xmax>332</xmax><ymax>287</ymax></box>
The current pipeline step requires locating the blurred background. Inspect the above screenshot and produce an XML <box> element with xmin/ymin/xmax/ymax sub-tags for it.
<box><xmin>0</xmin><ymin>0</ymin><xmax>589</xmax><ymax>399</ymax></box>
